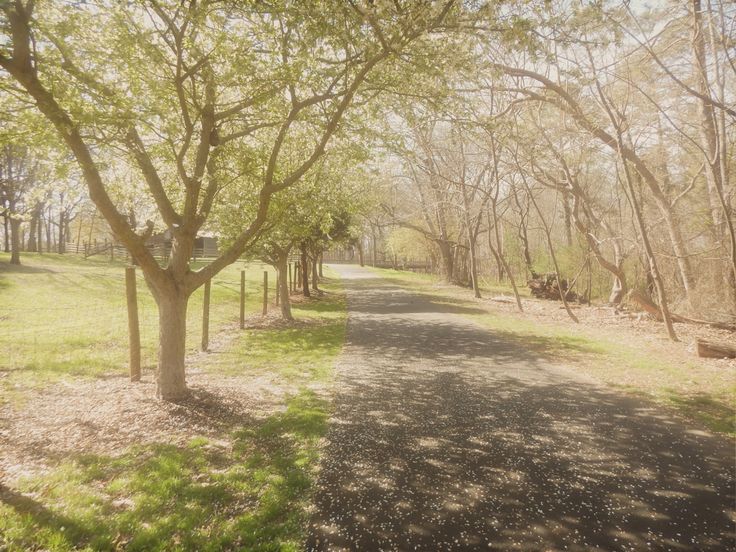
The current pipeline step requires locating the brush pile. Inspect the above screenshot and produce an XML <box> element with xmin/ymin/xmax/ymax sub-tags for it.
<box><xmin>528</xmin><ymin>273</ymin><xmax>580</xmax><ymax>302</ymax></box>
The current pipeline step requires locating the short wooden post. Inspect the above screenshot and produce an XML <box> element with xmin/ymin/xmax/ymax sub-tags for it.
<box><xmin>239</xmin><ymin>269</ymin><xmax>245</xmax><ymax>329</ymax></box>
<box><xmin>201</xmin><ymin>279</ymin><xmax>211</xmax><ymax>351</ymax></box>
<box><xmin>275</xmin><ymin>274</ymin><xmax>280</xmax><ymax>306</ymax></box>
<box><xmin>262</xmin><ymin>270</ymin><xmax>268</xmax><ymax>316</ymax></box>
<box><xmin>125</xmin><ymin>266</ymin><xmax>141</xmax><ymax>382</ymax></box>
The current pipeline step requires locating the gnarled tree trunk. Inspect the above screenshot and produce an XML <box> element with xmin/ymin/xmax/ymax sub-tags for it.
<box><xmin>153</xmin><ymin>288</ymin><xmax>190</xmax><ymax>401</ymax></box>
<box><xmin>436</xmin><ymin>239</ymin><xmax>454</xmax><ymax>282</ymax></box>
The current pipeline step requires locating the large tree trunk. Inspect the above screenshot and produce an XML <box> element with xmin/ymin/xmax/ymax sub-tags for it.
<box><xmin>276</xmin><ymin>255</ymin><xmax>293</xmax><ymax>321</ymax></box>
<box><xmin>609</xmin><ymin>275</ymin><xmax>626</xmax><ymax>305</ymax></box>
<box><xmin>692</xmin><ymin>0</ymin><xmax>736</xmax><ymax>296</ymax></box>
<box><xmin>37</xmin><ymin>211</ymin><xmax>43</xmax><ymax>253</ymax></box>
<box><xmin>437</xmin><ymin>239</ymin><xmax>454</xmax><ymax>282</ymax></box>
<box><xmin>152</xmin><ymin>287</ymin><xmax>190</xmax><ymax>401</ymax></box>
<box><xmin>27</xmin><ymin>204</ymin><xmax>39</xmax><ymax>252</ymax></box>
<box><xmin>2</xmin><ymin>210</ymin><xmax>9</xmax><ymax>253</ymax></box>
<box><xmin>9</xmin><ymin>216</ymin><xmax>21</xmax><ymax>265</ymax></box>
<box><xmin>45</xmin><ymin>207</ymin><xmax>52</xmax><ymax>252</ymax></box>
<box><xmin>356</xmin><ymin>240</ymin><xmax>365</xmax><ymax>267</ymax></box>
<box><xmin>696</xmin><ymin>339</ymin><xmax>736</xmax><ymax>359</ymax></box>
<box><xmin>300</xmin><ymin>242</ymin><xmax>311</xmax><ymax>298</ymax></box>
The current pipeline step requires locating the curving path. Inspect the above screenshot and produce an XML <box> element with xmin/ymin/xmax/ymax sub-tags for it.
<box><xmin>306</xmin><ymin>265</ymin><xmax>735</xmax><ymax>551</ymax></box>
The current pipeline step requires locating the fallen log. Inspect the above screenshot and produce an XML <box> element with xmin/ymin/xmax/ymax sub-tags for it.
<box><xmin>696</xmin><ymin>339</ymin><xmax>736</xmax><ymax>359</ymax></box>
<box><xmin>626</xmin><ymin>290</ymin><xmax>662</xmax><ymax>318</ymax></box>
<box><xmin>626</xmin><ymin>290</ymin><xmax>736</xmax><ymax>332</ymax></box>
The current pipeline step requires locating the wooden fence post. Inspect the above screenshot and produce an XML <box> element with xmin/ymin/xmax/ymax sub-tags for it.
<box><xmin>240</xmin><ymin>269</ymin><xmax>246</xmax><ymax>329</ymax></box>
<box><xmin>125</xmin><ymin>266</ymin><xmax>141</xmax><ymax>382</ymax></box>
<box><xmin>201</xmin><ymin>279</ymin><xmax>211</xmax><ymax>351</ymax></box>
<box><xmin>262</xmin><ymin>270</ymin><xmax>268</xmax><ymax>316</ymax></box>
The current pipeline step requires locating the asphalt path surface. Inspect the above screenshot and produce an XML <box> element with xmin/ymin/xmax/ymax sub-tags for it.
<box><xmin>306</xmin><ymin>265</ymin><xmax>735</xmax><ymax>551</ymax></box>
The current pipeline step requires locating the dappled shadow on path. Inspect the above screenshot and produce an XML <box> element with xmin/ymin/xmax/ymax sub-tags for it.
<box><xmin>307</xmin><ymin>268</ymin><xmax>735</xmax><ymax>551</ymax></box>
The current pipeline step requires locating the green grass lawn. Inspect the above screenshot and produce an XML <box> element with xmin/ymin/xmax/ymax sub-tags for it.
<box><xmin>0</xmin><ymin>254</ymin><xmax>347</xmax><ymax>551</ymax></box>
<box><xmin>0</xmin><ymin>390</ymin><xmax>330</xmax><ymax>551</ymax></box>
<box><xmin>201</xmin><ymin>281</ymin><xmax>346</xmax><ymax>384</ymax></box>
<box><xmin>370</xmin><ymin>266</ymin><xmax>736</xmax><ymax>436</ymax></box>
<box><xmin>0</xmin><ymin>252</ymin><xmax>283</xmax><ymax>400</ymax></box>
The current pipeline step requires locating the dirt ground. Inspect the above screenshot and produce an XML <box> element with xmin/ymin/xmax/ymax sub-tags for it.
<box><xmin>0</xmin><ymin>319</ymin><xmax>298</xmax><ymax>484</ymax></box>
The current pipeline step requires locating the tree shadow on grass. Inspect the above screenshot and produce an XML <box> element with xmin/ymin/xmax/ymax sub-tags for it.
<box><xmin>293</xmin><ymin>292</ymin><xmax>346</xmax><ymax>315</ymax></box>
<box><xmin>663</xmin><ymin>392</ymin><xmax>735</xmax><ymax>436</ymax></box>
<box><xmin>0</xmin><ymin>390</ymin><xmax>328</xmax><ymax>552</ymax></box>
<box><xmin>0</xmin><ymin>262</ymin><xmax>54</xmax><ymax>275</ymax></box>
<box><xmin>0</xmin><ymin>261</ymin><xmax>53</xmax><ymax>291</ymax></box>
<box><xmin>0</xmin><ymin>483</ymin><xmax>97</xmax><ymax>545</ymax></box>
<box><xmin>203</xmin><ymin>320</ymin><xmax>344</xmax><ymax>383</ymax></box>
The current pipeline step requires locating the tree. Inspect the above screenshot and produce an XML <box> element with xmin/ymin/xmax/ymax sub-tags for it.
<box><xmin>385</xmin><ymin>118</ymin><xmax>464</xmax><ymax>282</ymax></box>
<box><xmin>0</xmin><ymin>0</ymin><xmax>458</xmax><ymax>399</ymax></box>
<box><xmin>0</xmin><ymin>145</ymin><xmax>35</xmax><ymax>264</ymax></box>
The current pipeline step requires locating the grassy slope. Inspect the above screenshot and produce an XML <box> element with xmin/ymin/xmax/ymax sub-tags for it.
<box><xmin>0</xmin><ymin>254</ymin><xmax>346</xmax><ymax>551</ymax></box>
<box><xmin>371</xmin><ymin>267</ymin><xmax>735</xmax><ymax>436</ymax></box>
<box><xmin>0</xmin><ymin>253</ymin><xmax>283</xmax><ymax>400</ymax></box>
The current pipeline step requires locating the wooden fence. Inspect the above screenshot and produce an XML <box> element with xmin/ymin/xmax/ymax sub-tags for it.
<box><xmin>65</xmin><ymin>240</ymin><xmax>219</xmax><ymax>263</ymax></box>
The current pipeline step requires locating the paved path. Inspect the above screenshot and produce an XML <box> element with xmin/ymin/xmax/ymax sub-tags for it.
<box><xmin>306</xmin><ymin>266</ymin><xmax>735</xmax><ymax>551</ymax></box>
